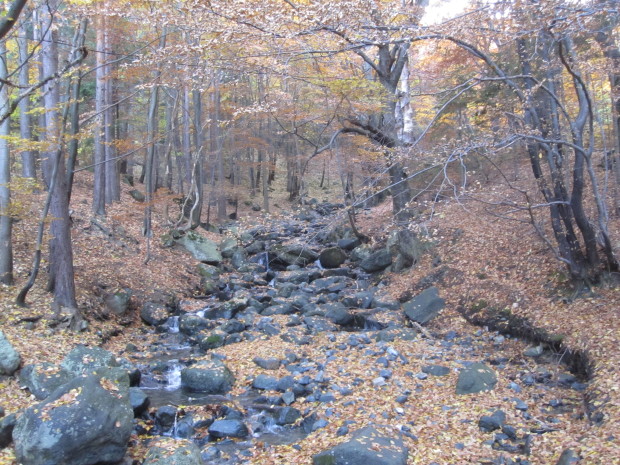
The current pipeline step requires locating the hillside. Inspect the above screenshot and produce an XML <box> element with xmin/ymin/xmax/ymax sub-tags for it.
<box><xmin>0</xmin><ymin>170</ymin><xmax>618</xmax><ymax>465</ymax></box>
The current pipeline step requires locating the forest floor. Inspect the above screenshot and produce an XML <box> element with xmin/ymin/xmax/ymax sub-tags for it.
<box><xmin>0</xmin><ymin>170</ymin><xmax>619</xmax><ymax>464</ymax></box>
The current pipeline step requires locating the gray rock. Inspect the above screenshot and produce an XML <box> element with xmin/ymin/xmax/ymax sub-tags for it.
<box><xmin>198</xmin><ymin>330</ymin><xmax>228</xmax><ymax>351</ymax></box>
<box><xmin>319</xmin><ymin>247</ymin><xmax>347</xmax><ymax>269</ymax></box>
<box><xmin>179</xmin><ymin>314</ymin><xmax>209</xmax><ymax>336</ymax></box>
<box><xmin>272</xmin><ymin>244</ymin><xmax>319</xmax><ymax>267</ymax></box>
<box><xmin>0</xmin><ymin>331</ymin><xmax>21</xmax><ymax>376</ymax></box>
<box><xmin>403</xmin><ymin>286</ymin><xmax>444</xmax><ymax>324</ymax></box>
<box><xmin>219</xmin><ymin>237</ymin><xmax>238</xmax><ymax>258</ymax></box>
<box><xmin>456</xmin><ymin>362</ymin><xmax>497</xmax><ymax>395</ymax></box>
<box><xmin>375</xmin><ymin>327</ymin><xmax>417</xmax><ymax>342</ymax></box>
<box><xmin>478</xmin><ymin>410</ymin><xmax>506</xmax><ymax>432</ymax></box>
<box><xmin>129</xmin><ymin>387</ymin><xmax>150</xmax><ymax>417</ymax></box>
<box><xmin>253</xmin><ymin>357</ymin><xmax>280</xmax><ymax>370</ymax></box>
<box><xmin>143</xmin><ymin>438</ymin><xmax>202</xmax><ymax>465</ymax></box>
<box><xmin>0</xmin><ymin>413</ymin><xmax>17</xmax><ymax>448</ymax></box>
<box><xmin>275</xmin><ymin>407</ymin><xmax>301</xmax><ymax>425</ymax></box>
<box><xmin>60</xmin><ymin>346</ymin><xmax>119</xmax><ymax>376</ymax></box>
<box><xmin>360</xmin><ymin>250</ymin><xmax>392</xmax><ymax>273</ymax></box>
<box><xmin>103</xmin><ymin>289</ymin><xmax>132</xmax><ymax>316</ymax></box>
<box><xmin>208</xmin><ymin>419</ymin><xmax>248</xmax><ymax>438</ymax></box>
<box><xmin>555</xmin><ymin>449</ymin><xmax>575</xmax><ymax>465</ymax></box>
<box><xmin>303</xmin><ymin>316</ymin><xmax>339</xmax><ymax>333</ymax></box>
<box><xmin>128</xmin><ymin>189</ymin><xmax>145</xmax><ymax>202</ymax></box>
<box><xmin>387</xmin><ymin>229</ymin><xmax>424</xmax><ymax>272</ymax></box>
<box><xmin>325</xmin><ymin>304</ymin><xmax>353</xmax><ymax>326</ymax></box>
<box><xmin>350</xmin><ymin>244</ymin><xmax>373</xmax><ymax>262</ymax></box>
<box><xmin>253</xmin><ymin>374</ymin><xmax>279</xmax><ymax>391</ymax></box>
<box><xmin>155</xmin><ymin>405</ymin><xmax>177</xmax><ymax>430</ymax></box>
<box><xmin>13</xmin><ymin>375</ymin><xmax>133</xmax><ymax>465</ymax></box>
<box><xmin>19</xmin><ymin>363</ymin><xmax>73</xmax><ymax>400</ymax></box>
<box><xmin>181</xmin><ymin>359</ymin><xmax>235</xmax><ymax>393</ymax></box>
<box><xmin>196</xmin><ymin>263</ymin><xmax>220</xmax><ymax>279</ymax></box>
<box><xmin>140</xmin><ymin>302</ymin><xmax>170</xmax><ymax>326</ymax></box>
<box><xmin>312</xmin><ymin>426</ymin><xmax>408</xmax><ymax>465</ymax></box>
<box><xmin>422</xmin><ymin>365</ymin><xmax>450</xmax><ymax>377</ymax></box>
<box><xmin>337</xmin><ymin>238</ymin><xmax>361</xmax><ymax>251</ymax></box>
<box><xmin>176</xmin><ymin>231</ymin><xmax>223</xmax><ymax>264</ymax></box>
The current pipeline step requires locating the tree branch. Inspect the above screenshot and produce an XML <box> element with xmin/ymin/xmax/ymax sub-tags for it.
<box><xmin>0</xmin><ymin>0</ymin><xmax>28</xmax><ymax>40</ymax></box>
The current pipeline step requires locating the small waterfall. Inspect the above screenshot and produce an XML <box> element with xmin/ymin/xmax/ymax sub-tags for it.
<box><xmin>314</xmin><ymin>258</ymin><xmax>324</xmax><ymax>270</ymax></box>
<box><xmin>166</xmin><ymin>316</ymin><xmax>180</xmax><ymax>333</ymax></box>
<box><xmin>165</xmin><ymin>360</ymin><xmax>183</xmax><ymax>390</ymax></box>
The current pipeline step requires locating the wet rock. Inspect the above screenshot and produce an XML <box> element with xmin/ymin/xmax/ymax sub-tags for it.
<box><xmin>403</xmin><ymin>286</ymin><xmax>444</xmax><ymax>325</ymax></box>
<box><xmin>275</xmin><ymin>407</ymin><xmax>301</xmax><ymax>425</ymax></box>
<box><xmin>19</xmin><ymin>363</ymin><xmax>73</xmax><ymax>400</ymax></box>
<box><xmin>175</xmin><ymin>231</ymin><xmax>222</xmax><ymax>265</ymax></box>
<box><xmin>319</xmin><ymin>247</ymin><xmax>347</xmax><ymax>269</ymax></box>
<box><xmin>208</xmin><ymin>419</ymin><xmax>249</xmax><ymax>439</ymax></box>
<box><xmin>140</xmin><ymin>302</ymin><xmax>170</xmax><ymax>326</ymax></box>
<box><xmin>143</xmin><ymin>438</ymin><xmax>202</xmax><ymax>465</ymax></box>
<box><xmin>60</xmin><ymin>346</ymin><xmax>120</xmax><ymax>376</ymax></box>
<box><xmin>360</xmin><ymin>250</ymin><xmax>392</xmax><ymax>273</ymax></box>
<box><xmin>181</xmin><ymin>359</ymin><xmax>235</xmax><ymax>394</ymax></box>
<box><xmin>13</xmin><ymin>375</ymin><xmax>133</xmax><ymax>465</ymax></box>
<box><xmin>179</xmin><ymin>314</ymin><xmax>210</xmax><ymax>336</ymax></box>
<box><xmin>312</xmin><ymin>425</ymin><xmax>408</xmax><ymax>465</ymax></box>
<box><xmin>155</xmin><ymin>405</ymin><xmax>177</xmax><ymax>431</ymax></box>
<box><xmin>129</xmin><ymin>388</ymin><xmax>150</xmax><ymax>417</ymax></box>
<box><xmin>456</xmin><ymin>362</ymin><xmax>497</xmax><ymax>395</ymax></box>
<box><xmin>478</xmin><ymin>410</ymin><xmax>506</xmax><ymax>432</ymax></box>
<box><xmin>0</xmin><ymin>331</ymin><xmax>21</xmax><ymax>376</ymax></box>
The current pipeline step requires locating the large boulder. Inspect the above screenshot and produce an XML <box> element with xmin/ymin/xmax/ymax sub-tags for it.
<box><xmin>387</xmin><ymin>229</ymin><xmax>425</xmax><ymax>272</ymax></box>
<box><xmin>272</xmin><ymin>244</ymin><xmax>319</xmax><ymax>267</ymax></box>
<box><xmin>319</xmin><ymin>247</ymin><xmax>347</xmax><ymax>269</ymax></box>
<box><xmin>19</xmin><ymin>363</ymin><xmax>73</xmax><ymax>400</ymax></box>
<box><xmin>60</xmin><ymin>346</ymin><xmax>120</xmax><ymax>376</ymax></box>
<box><xmin>0</xmin><ymin>331</ymin><xmax>21</xmax><ymax>376</ymax></box>
<box><xmin>456</xmin><ymin>362</ymin><xmax>498</xmax><ymax>395</ymax></box>
<box><xmin>176</xmin><ymin>231</ymin><xmax>223</xmax><ymax>265</ymax></box>
<box><xmin>142</xmin><ymin>438</ymin><xmax>202</xmax><ymax>465</ymax></box>
<box><xmin>312</xmin><ymin>426</ymin><xmax>408</xmax><ymax>465</ymax></box>
<box><xmin>208</xmin><ymin>419</ymin><xmax>249</xmax><ymax>439</ymax></box>
<box><xmin>403</xmin><ymin>286</ymin><xmax>444</xmax><ymax>325</ymax></box>
<box><xmin>103</xmin><ymin>289</ymin><xmax>132</xmax><ymax>316</ymax></box>
<box><xmin>140</xmin><ymin>302</ymin><xmax>170</xmax><ymax>326</ymax></box>
<box><xmin>13</xmin><ymin>375</ymin><xmax>133</xmax><ymax>465</ymax></box>
<box><xmin>360</xmin><ymin>250</ymin><xmax>392</xmax><ymax>273</ymax></box>
<box><xmin>181</xmin><ymin>359</ymin><xmax>235</xmax><ymax>393</ymax></box>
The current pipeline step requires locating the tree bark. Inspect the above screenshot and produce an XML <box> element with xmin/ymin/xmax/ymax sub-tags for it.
<box><xmin>93</xmin><ymin>16</ymin><xmax>106</xmax><ymax>215</ymax></box>
<box><xmin>17</xmin><ymin>15</ymin><xmax>36</xmax><ymax>179</ymax></box>
<box><xmin>0</xmin><ymin>39</ymin><xmax>13</xmax><ymax>284</ymax></box>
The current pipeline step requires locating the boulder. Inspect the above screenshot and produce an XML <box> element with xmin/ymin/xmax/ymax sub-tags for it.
<box><xmin>421</xmin><ymin>365</ymin><xmax>450</xmax><ymax>377</ymax></box>
<box><xmin>103</xmin><ymin>289</ymin><xmax>132</xmax><ymax>316</ymax></box>
<box><xmin>275</xmin><ymin>407</ymin><xmax>301</xmax><ymax>425</ymax></box>
<box><xmin>360</xmin><ymin>250</ymin><xmax>392</xmax><ymax>273</ymax></box>
<box><xmin>456</xmin><ymin>362</ymin><xmax>497</xmax><ymax>395</ymax></box>
<box><xmin>337</xmin><ymin>238</ymin><xmax>361</xmax><ymax>251</ymax></box>
<box><xmin>0</xmin><ymin>331</ymin><xmax>21</xmax><ymax>376</ymax></box>
<box><xmin>143</xmin><ymin>438</ymin><xmax>202</xmax><ymax>465</ymax></box>
<box><xmin>179</xmin><ymin>314</ymin><xmax>209</xmax><ymax>337</ymax></box>
<box><xmin>198</xmin><ymin>330</ymin><xmax>228</xmax><ymax>351</ymax></box>
<box><xmin>272</xmin><ymin>244</ymin><xmax>319</xmax><ymax>267</ymax></box>
<box><xmin>0</xmin><ymin>413</ymin><xmax>17</xmax><ymax>448</ymax></box>
<box><xmin>60</xmin><ymin>346</ymin><xmax>120</xmax><ymax>376</ymax></box>
<box><xmin>219</xmin><ymin>237</ymin><xmax>238</xmax><ymax>258</ymax></box>
<box><xmin>19</xmin><ymin>363</ymin><xmax>73</xmax><ymax>400</ymax></box>
<box><xmin>128</xmin><ymin>387</ymin><xmax>150</xmax><ymax>417</ymax></box>
<box><xmin>181</xmin><ymin>359</ymin><xmax>235</xmax><ymax>393</ymax></box>
<box><xmin>208</xmin><ymin>419</ymin><xmax>249</xmax><ymax>439</ymax></box>
<box><xmin>312</xmin><ymin>426</ymin><xmax>408</xmax><ymax>465</ymax></box>
<box><xmin>140</xmin><ymin>302</ymin><xmax>170</xmax><ymax>326</ymax></box>
<box><xmin>176</xmin><ymin>231</ymin><xmax>223</xmax><ymax>265</ymax></box>
<box><xmin>478</xmin><ymin>410</ymin><xmax>506</xmax><ymax>432</ymax></box>
<box><xmin>403</xmin><ymin>286</ymin><xmax>444</xmax><ymax>325</ymax></box>
<box><xmin>13</xmin><ymin>375</ymin><xmax>133</xmax><ymax>465</ymax></box>
<box><xmin>387</xmin><ymin>229</ymin><xmax>425</xmax><ymax>272</ymax></box>
<box><xmin>128</xmin><ymin>189</ymin><xmax>145</xmax><ymax>202</ymax></box>
<box><xmin>319</xmin><ymin>247</ymin><xmax>347</xmax><ymax>269</ymax></box>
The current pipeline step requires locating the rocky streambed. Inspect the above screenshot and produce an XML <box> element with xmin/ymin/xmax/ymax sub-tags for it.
<box><xmin>0</xmin><ymin>205</ymin><xmax>590</xmax><ymax>465</ymax></box>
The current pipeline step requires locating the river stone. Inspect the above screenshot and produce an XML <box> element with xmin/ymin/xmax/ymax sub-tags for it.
<box><xmin>403</xmin><ymin>286</ymin><xmax>444</xmax><ymax>325</ymax></box>
<box><xmin>387</xmin><ymin>229</ymin><xmax>424</xmax><ymax>272</ymax></box>
<box><xmin>140</xmin><ymin>302</ymin><xmax>170</xmax><ymax>326</ymax></box>
<box><xmin>360</xmin><ymin>250</ymin><xmax>392</xmax><ymax>273</ymax></box>
<box><xmin>176</xmin><ymin>231</ymin><xmax>223</xmax><ymax>265</ymax></box>
<box><xmin>275</xmin><ymin>407</ymin><xmax>301</xmax><ymax>425</ymax></box>
<box><xmin>196</xmin><ymin>263</ymin><xmax>220</xmax><ymax>279</ymax></box>
<box><xmin>312</xmin><ymin>425</ymin><xmax>408</xmax><ymax>465</ymax></box>
<box><xmin>272</xmin><ymin>244</ymin><xmax>319</xmax><ymax>267</ymax></box>
<box><xmin>181</xmin><ymin>359</ymin><xmax>235</xmax><ymax>393</ymax></box>
<box><xmin>208</xmin><ymin>419</ymin><xmax>249</xmax><ymax>438</ymax></box>
<box><xmin>13</xmin><ymin>375</ymin><xmax>133</xmax><ymax>465</ymax></box>
<box><xmin>456</xmin><ymin>362</ymin><xmax>497</xmax><ymax>395</ymax></box>
<box><xmin>19</xmin><ymin>363</ymin><xmax>73</xmax><ymax>400</ymax></box>
<box><xmin>0</xmin><ymin>331</ymin><xmax>21</xmax><ymax>376</ymax></box>
<box><xmin>219</xmin><ymin>237</ymin><xmax>238</xmax><ymax>258</ymax></box>
<box><xmin>198</xmin><ymin>330</ymin><xmax>228</xmax><ymax>351</ymax></box>
<box><xmin>143</xmin><ymin>438</ymin><xmax>202</xmax><ymax>465</ymax></box>
<box><xmin>325</xmin><ymin>305</ymin><xmax>353</xmax><ymax>326</ymax></box>
<box><xmin>60</xmin><ymin>345</ymin><xmax>120</xmax><ymax>376</ymax></box>
<box><xmin>319</xmin><ymin>247</ymin><xmax>347</xmax><ymax>269</ymax></box>
<box><xmin>337</xmin><ymin>238</ymin><xmax>361</xmax><ymax>251</ymax></box>
<box><xmin>478</xmin><ymin>410</ymin><xmax>506</xmax><ymax>432</ymax></box>
<box><xmin>179</xmin><ymin>314</ymin><xmax>209</xmax><ymax>336</ymax></box>
<box><xmin>129</xmin><ymin>387</ymin><xmax>150</xmax><ymax>417</ymax></box>
<box><xmin>253</xmin><ymin>357</ymin><xmax>281</xmax><ymax>370</ymax></box>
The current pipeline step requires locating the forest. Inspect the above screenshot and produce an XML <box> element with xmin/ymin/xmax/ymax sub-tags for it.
<box><xmin>0</xmin><ymin>0</ymin><xmax>619</xmax><ymax>464</ymax></box>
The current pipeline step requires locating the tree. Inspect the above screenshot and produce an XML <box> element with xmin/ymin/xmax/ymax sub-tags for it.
<box><xmin>0</xmin><ymin>37</ymin><xmax>13</xmax><ymax>285</ymax></box>
<box><xmin>0</xmin><ymin>0</ymin><xmax>28</xmax><ymax>41</ymax></box>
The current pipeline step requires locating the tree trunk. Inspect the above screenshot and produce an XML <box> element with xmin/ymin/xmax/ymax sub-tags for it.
<box><xmin>0</xmin><ymin>39</ymin><xmax>13</xmax><ymax>285</ymax></box>
<box><xmin>17</xmin><ymin>15</ymin><xmax>36</xmax><ymax>180</ymax></box>
<box><xmin>93</xmin><ymin>16</ymin><xmax>106</xmax><ymax>215</ymax></box>
<box><xmin>42</xmin><ymin>0</ymin><xmax>77</xmax><ymax>308</ymax></box>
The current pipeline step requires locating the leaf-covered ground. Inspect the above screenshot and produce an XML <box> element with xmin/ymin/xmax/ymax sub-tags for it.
<box><xmin>0</xmin><ymin>171</ymin><xmax>618</xmax><ymax>464</ymax></box>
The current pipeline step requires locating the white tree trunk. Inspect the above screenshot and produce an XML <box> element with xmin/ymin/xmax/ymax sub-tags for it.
<box><xmin>0</xmin><ymin>39</ymin><xmax>13</xmax><ymax>284</ymax></box>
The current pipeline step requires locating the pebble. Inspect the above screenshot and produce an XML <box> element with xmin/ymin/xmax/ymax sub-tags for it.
<box><xmin>373</xmin><ymin>377</ymin><xmax>387</xmax><ymax>387</ymax></box>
